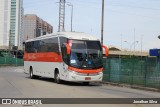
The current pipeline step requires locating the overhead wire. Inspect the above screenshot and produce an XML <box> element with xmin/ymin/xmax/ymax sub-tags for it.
<box><xmin>71</xmin><ymin>0</ymin><xmax>160</xmax><ymax>11</ymax></box>
<box><xmin>0</xmin><ymin>0</ymin><xmax>160</xmax><ymax>19</ymax></box>
<box><xmin>67</xmin><ymin>1</ymin><xmax>160</xmax><ymax>19</ymax></box>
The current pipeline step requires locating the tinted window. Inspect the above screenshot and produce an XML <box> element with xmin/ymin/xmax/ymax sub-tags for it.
<box><xmin>25</xmin><ymin>42</ymin><xmax>34</xmax><ymax>53</ymax></box>
<box><xmin>87</xmin><ymin>41</ymin><xmax>102</xmax><ymax>50</ymax></box>
<box><xmin>69</xmin><ymin>40</ymin><xmax>103</xmax><ymax>69</ymax></box>
<box><xmin>72</xmin><ymin>40</ymin><xmax>86</xmax><ymax>49</ymax></box>
<box><xmin>33</xmin><ymin>40</ymin><xmax>40</xmax><ymax>53</ymax></box>
<box><xmin>60</xmin><ymin>37</ymin><xmax>68</xmax><ymax>64</ymax></box>
<box><xmin>39</xmin><ymin>37</ymin><xmax>59</xmax><ymax>53</ymax></box>
<box><xmin>25</xmin><ymin>37</ymin><xmax>59</xmax><ymax>53</ymax></box>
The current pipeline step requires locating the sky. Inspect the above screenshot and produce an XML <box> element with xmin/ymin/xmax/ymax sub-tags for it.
<box><xmin>23</xmin><ymin>0</ymin><xmax>160</xmax><ymax>52</ymax></box>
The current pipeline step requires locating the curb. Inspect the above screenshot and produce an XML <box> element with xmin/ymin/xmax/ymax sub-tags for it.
<box><xmin>98</xmin><ymin>81</ymin><xmax>160</xmax><ymax>92</ymax></box>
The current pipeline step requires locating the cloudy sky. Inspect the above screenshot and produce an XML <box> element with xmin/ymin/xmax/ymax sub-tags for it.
<box><xmin>24</xmin><ymin>0</ymin><xmax>160</xmax><ymax>51</ymax></box>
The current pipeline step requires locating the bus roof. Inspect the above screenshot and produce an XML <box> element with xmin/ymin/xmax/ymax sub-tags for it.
<box><xmin>25</xmin><ymin>32</ymin><xmax>99</xmax><ymax>42</ymax></box>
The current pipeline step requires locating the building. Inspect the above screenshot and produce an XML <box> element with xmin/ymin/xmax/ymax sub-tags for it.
<box><xmin>23</xmin><ymin>14</ymin><xmax>53</xmax><ymax>41</ymax></box>
<box><xmin>0</xmin><ymin>0</ymin><xmax>23</xmax><ymax>49</ymax></box>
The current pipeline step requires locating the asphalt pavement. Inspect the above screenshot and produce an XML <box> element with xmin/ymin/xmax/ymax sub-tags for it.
<box><xmin>0</xmin><ymin>66</ymin><xmax>160</xmax><ymax>107</ymax></box>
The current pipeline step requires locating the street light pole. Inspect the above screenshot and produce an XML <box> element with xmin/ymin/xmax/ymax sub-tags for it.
<box><xmin>121</xmin><ymin>34</ymin><xmax>123</xmax><ymax>50</ymax></box>
<box><xmin>67</xmin><ymin>3</ymin><xmax>73</xmax><ymax>32</ymax></box>
<box><xmin>124</xmin><ymin>41</ymin><xmax>130</xmax><ymax>51</ymax></box>
<box><xmin>141</xmin><ymin>35</ymin><xmax>143</xmax><ymax>60</ymax></box>
<box><xmin>101</xmin><ymin>0</ymin><xmax>104</xmax><ymax>44</ymax></box>
<box><xmin>124</xmin><ymin>41</ymin><xmax>138</xmax><ymax>57</ymax></box>
<box><xmin>124</xmin><ymin>40</ymin><xmax>138</xmax><ymax>51</ymax></box>
<box><xmin>130</xmin><ymin>41</ymin><xmax>138</xmax><ymax>52</ymax></box>
<box><xmin>134</xmin><ymin>28</ymin><xmax>136</xmax><ymax>51</ymax></box>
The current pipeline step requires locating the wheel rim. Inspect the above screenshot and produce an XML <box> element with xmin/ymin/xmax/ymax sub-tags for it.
<box><xmin>30</xmin><ymin>69</ymin><xmax>33</xmax><ymax>78</ymax></box>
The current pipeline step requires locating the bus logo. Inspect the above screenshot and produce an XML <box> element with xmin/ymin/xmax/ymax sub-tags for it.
<box><xmin>2</xmin><ymin>99</ymin><xmax>11</xmax><ymax>104</ymax></box>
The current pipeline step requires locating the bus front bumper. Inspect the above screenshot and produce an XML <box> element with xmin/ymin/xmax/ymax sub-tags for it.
<box><xmin>67</xmin><ymin>70</ymin><xmax>103</xmax><ymax>82</ymax></box>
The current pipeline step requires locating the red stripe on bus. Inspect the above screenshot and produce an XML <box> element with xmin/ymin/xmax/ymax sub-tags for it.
<box><xmin>68</xmin><ymin>66</ymin><xmax>103</xmax><ymax>74</ymax></box>
<box><xmin>24</xmin><ymin>52</ymin><xmax>62</xmax><ymax>62</ymax></box>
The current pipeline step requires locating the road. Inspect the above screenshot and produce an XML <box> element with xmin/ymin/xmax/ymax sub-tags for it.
<box><xmin>0</xmin><ymin>66</ymin><xmax>159</xmax><ymax>107</ymax></box>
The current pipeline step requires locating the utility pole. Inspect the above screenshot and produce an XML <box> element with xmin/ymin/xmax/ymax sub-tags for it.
<box><xmin>141</xmin><ymin>35</ymin><xmax>143</xmax><ymax>60</ymax></box>
<box><xmin>121</xmin><ymin>34</ymin><xmax>122</xmax><ymax>50</ymax></box>
<box><xmin>58</xmin><ymin>0</ymin><xmax>66</xmax><ymax>32</ymax></box>
<box><xmin>134</xmin><ymin>28</ymin><xmax>136</xmax><ymax>51</ymax></box>
<box><xmin>70</xmin><ymin>4</ymin><xmax>73</xmax><ymax>32</ymax></box>
<box><xmin>8</xmin><ymin>30</ymin><xmax>11</xmax><ymax>64</ymax></box>
<box><xmin>101</xmin><ymin>0</ymin><xmax>104</xmax><ymax>44</ymax></box>
<box><xmin>67</xmin><ymin>3</ymin><xmax>73</xmax><ymax>32</ymax></box>
<box><xmin>8</xmin><ymin>30</ymin><xmax>11</xmax><ymax>54</ymax></box>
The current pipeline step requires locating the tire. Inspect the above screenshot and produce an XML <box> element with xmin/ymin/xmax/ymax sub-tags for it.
<box><xmin>30</xmin><ymin>67</ymin><xmax>35</xmax><ymax>79</ymax></box>
<box><xmin>34</xmin><ymin>75</ymin><xmax>39</xmax><ymax>79</ymax></box>
<box><xmin>83</xmin><ymin>82</ymin><xmax>90</xmax><ymax>85</ymax></box>
<box><xmin>55</xmin><ymin>70</ymin><xmax>61</xmax><ymax>84</ymax></box>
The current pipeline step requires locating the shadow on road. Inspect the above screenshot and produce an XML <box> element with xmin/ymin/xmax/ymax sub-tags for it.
<box><xmin>25</xmin><ymin>76</ymin><xmax>102</xmax><ymax>87</ymax></box>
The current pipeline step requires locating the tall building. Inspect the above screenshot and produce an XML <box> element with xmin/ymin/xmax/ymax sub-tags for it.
<box><xmin>23</xmin><ymin>14</ymin><xmax>53</xmax><ymax>41</ymax></box>
<box><xmin>0</xmin><ymin>0</ymin><xmax>23</xmax><ymax>49</ymax></box>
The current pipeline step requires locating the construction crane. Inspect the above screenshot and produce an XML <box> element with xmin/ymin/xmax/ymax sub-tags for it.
<box><xmin>58</xmin><ymin>0</ymin><xmax>66</xmax><ymax>32</ymax></box>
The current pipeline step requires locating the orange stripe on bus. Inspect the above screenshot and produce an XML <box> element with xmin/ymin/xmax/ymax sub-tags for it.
<box><xmin>68</xmin><ymin>66</ymin><xmax>103</xmax><ymax>74</ymax></box>
<box><xmin>24</xmin><ymin>52</ymin><xmax>62</xmax><ymax>62</ymax></box>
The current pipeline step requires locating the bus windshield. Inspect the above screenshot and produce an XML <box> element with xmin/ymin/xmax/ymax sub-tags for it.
<box><xmin>69</xmin><ymin>40</ymin><xmax>103</xmax><ymax>69</ymax></box>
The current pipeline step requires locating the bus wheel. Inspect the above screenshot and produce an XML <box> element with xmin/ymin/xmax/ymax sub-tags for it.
<box><xmin>55</xmin><ymin>70</ymin><xmax>61</xmax><ymax>84</ymax></box>
<box><xmin>30</xmin><ymin>67</ymin><xmax>35</xmax><ymax>79</ymax></box>
<box><xmin>83</xmin><ymin>82</ymin><xmax>90</xmax><ymax>85</ymax></box>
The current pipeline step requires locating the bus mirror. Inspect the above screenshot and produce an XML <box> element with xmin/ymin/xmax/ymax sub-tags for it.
<box><xmin>63</xmin><ymin>43</ymin><xmax>71</xmax><ymax>55</ymax></box>
<box><xmin>102</xmin><ymin>45</ymin><xmax>109</xmax><ymax>57</ymax></box>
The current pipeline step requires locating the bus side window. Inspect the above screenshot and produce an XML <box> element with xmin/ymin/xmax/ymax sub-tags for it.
<box><xmin>25</xmin><ymin>43</ymin><xmax>28</xmax><ymax>52</ymax></box>
<box><xmin>25</xmin><ymin>42</ymin><xmax>33</xmax><ymax>53</ymax></box>
<box><xmin>61</xmin><ymin>44</ymin><xmax>69</xmax><ymax>64</ymax></box>
<box><xmin>59</xmin><ymin>37</ymin><xmax>69</xmax><ymax>64</ymax></box>
<box><xmin>33</xmin><ymin>41</ymin><xmax>40</xmax><ymax>53</ymax></box>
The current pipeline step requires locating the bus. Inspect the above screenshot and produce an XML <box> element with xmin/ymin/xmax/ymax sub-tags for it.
<box><xmin>24</xmin><ymin>32</ymin><xmax>108</xmax><ymax>85</ymax></box>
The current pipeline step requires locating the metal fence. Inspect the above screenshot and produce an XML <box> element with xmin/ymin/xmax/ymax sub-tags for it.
<box><xmin>1</xmin><ymin>50</ymin><xmax>160</xmax><ymax>89</ymax></box>
<box><xmin>0</xmin><ymin>50</ymin><xmax>24</xmax><ymax>66</ymax></box>
<box><xmin>103</xmin><ymin>57</ymin><xmax>160</xmax><ymax>89</ymax></box>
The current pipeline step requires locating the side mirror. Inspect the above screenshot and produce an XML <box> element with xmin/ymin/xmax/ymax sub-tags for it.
<box><xmin>102</xmin><ymin>45</ymin><xmax>109</xmax><ymax>57</ymax></box>
<box><xmin>63</xmin><ymin>43</ymin><xmax>71</xmax><ymax>55</ymax></box>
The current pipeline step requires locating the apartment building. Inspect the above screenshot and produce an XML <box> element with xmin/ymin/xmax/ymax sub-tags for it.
<box><xmin>0</xmin><ymin>0</ymin><xmax>23</xmax><ymax>49</ymax></box>
<box><xmin>23</xmin><ymin>14</ymin><xmax>53</xmax><ymax>41</ymax></box>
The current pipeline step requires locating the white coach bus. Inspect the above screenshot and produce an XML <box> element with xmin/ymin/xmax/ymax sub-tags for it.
<box><xmin>24</xmin><ymin>32</ymin><xmax>108</xmax><ymax>85</ymax></box>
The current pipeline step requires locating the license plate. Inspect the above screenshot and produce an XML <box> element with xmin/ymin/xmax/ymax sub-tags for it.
<box><xmin>85</xmin><ymin>77</ymin><xmax>91</xmax><ymax>80</ymax></box>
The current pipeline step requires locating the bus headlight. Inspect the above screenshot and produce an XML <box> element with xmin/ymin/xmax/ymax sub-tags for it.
<box><xmin>68</xmin><ymin>69</ymin><xmax>77</xmax><ymax>74</ymax></box>
<box><xmin>97</xmin><ymin>72</ymin><xmax>103</xmax><ymax>75</ymax></box>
